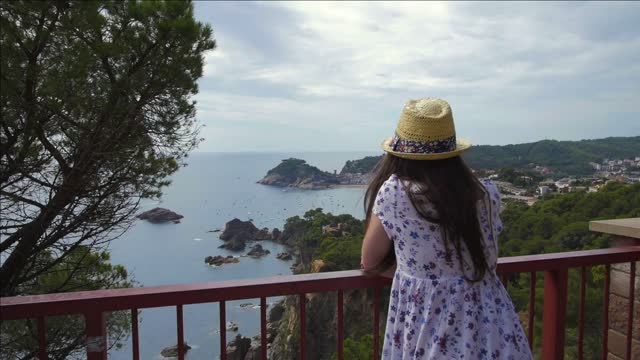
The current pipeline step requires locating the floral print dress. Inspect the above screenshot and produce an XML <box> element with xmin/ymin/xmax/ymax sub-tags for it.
<box><xmin>375</xmin><ymin>174</ymin><xmax>532</xmax><ymax>360</ymax></box>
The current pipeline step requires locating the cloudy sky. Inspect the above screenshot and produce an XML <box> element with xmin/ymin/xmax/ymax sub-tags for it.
<box><xmin>192</xmin><ymin>1</ymin><xmax>640</xmax><ymax>152</ymax></box>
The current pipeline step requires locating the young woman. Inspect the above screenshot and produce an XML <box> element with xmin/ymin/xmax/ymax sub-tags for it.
<box><xmin>361</xmin><ymin>98</ymin><xmax>533</xmax><ymax>359</ymax></box>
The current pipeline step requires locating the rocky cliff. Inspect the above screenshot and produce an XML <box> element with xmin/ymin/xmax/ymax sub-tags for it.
<box><xmin>268</xmin><ymin>268</ymin><xmax>385</xmax><ymax>360</ymax></box>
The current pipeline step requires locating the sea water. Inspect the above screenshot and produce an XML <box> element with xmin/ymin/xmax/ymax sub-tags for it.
<box><xmin>108</xmin><ymin>152</ymin><xmax>378</xmax><ymax>359</ymax></box>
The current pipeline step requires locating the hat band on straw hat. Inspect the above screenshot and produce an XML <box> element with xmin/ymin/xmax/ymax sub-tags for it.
<box><xmin>390</xmin><ymin>133</ymin><xmax>457</xmax><ymax>154</ymax></box>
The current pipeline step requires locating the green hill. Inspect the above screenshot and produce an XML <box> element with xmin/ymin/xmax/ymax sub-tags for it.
<box><xmin>339</xmin><ymin>136</ymin><xmax>640</xmax><ymax>176</ymax></box>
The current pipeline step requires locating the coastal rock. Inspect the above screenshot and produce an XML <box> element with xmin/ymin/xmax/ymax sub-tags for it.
<box><xmin>244</xmin><ymin>336</ymin><xmax>262</xmax><ymax>360</ymax></box>
<box><xmin>271</xmin><ymin>228</ymin><xmax>282</xmax><ymax>241</ymax></box>
<box><xmin>220</xmin><ymin>219</ymin><xmax>259</xmax><ymax>241</ymax></box>
<box><xmin>218</xmin><ymin>237</ymin><xmax>247</xmax><ymax>251</ymax></box>
<box><xmin>254</xmin><ymin>228</ymin><xmax>272</xmax><ymax>240</ymax></box>
<box><xmin>247</xmin><ymin>244</ymin><xmax>270</xmax><ymax>258</ymax></box>
<box><xmin>311</xmin><ymin>259</ymin><xmax>326</xmax><ymax>273</ymax></box>
<box><xmin>226</xmin><ymin>334</ymin><xmax>251</xmax><ymax>360</ymax></box>
<box><xmin>205</xmin><ymin>255</ymin><xmax>240</xmax><ymax>266</ymax></box>
<box><xmin>137</xmin><ymin>208</ymin><xmax>184</xmax><ymax>224</ymax></box>
<box><xmin>160</xmin><ymin>343</ymin><xmax>191</xmax><ymax>358</ymax></box>
<box><xmin>219</xmin><ymin>219</ymin><xmax>260</xmax><ymax>250</ymax></box>
<box><xmin>269</xmin><ymin>300</ymin><xmax>286</xmax><ymax>322</ymax></box>
<box><xmin>291</xmin><ymin>263</ymin><xmax>305</xmax><ymax>274</ymax></box>
<box><xmin>276</xmin><ymin>252</ymin><xmax>292</xmax><ymax>261</ymax></box>
<box><xmin>227</xmin><ymin>321</ymin><xmax>239</xmax><ymax>332</ymax></box>
<box><xmin>266</xmin><ymin>321</ymin><xmax>279</xmax><ymax>343</ymax></box>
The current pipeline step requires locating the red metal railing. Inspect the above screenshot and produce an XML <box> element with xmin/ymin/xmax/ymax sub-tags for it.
<box><xmin>1</xmin><ymin>246</ymin><xmax>639</xmax><ymax>360</ymax></box>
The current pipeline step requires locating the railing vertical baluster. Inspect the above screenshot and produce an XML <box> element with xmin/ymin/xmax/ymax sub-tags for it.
<box><xmin>220</xmin><ymin>301</ymin><xmax>227</xmax><ymax>360</ymax></box>
<box><xmin>299</xmin><ymin>294</ymin><xmax>306</xmax><ymax>360</ymax></box>
<box><xmin>37</xmin><ymin>316</ymin><xmax>47</xmax><ymax>360</ymax></box>
<box><xmin>85</xmin><ymin>311</ymin><xmax>107</xmax><ymax>360</ymax></box>
<box><xmin>578</xmin><ymin>267</ymin><xmax>586</xmax><ymax>360</ymax></box>
<box><xmin>626</xmin><ymin>261</ymin><xmax>636</xmax><ymax>360</ymax></box>
<box><xmin>373</xmin><ymin>287</ymin><xmax>381</xmax><ymax>360</ymax></box>
<box><xmin>261</xmin><ymin>297</ymin><xmax>267</xmax><ymax>360</ymax></box>
<box><xmin>541</xmin><ymin>269</ymin><xmax>568</xmax><ymax>360</ymax></box>
<box><xmin>601</xmin><ymin>264</ymin><xmax>611</xmax><ymax>360</ymax></box>
<box><xmin>527</xmin><ymin>271</ymin><xmax>536</xmax><ymax>349</ymax></box>
<box><xmin>132</xmin><ymin>309</ymin><xmax>140</xmax><ymax>360</ymax></box>
<box><xmin>337</xmin><ymin>290</ymin><xmax>344</xmax><ymax>360</ymax></box>
<box><xmin>177</xmin><ymin>305</ymin><xmax>184</xmax><ymax>360</ymax></box>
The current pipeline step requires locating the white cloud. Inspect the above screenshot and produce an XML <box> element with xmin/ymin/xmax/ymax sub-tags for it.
<box><xmin>194</xmin><ymin>1</ymin><xmax>640</xmax><ymax>151</ymax></box>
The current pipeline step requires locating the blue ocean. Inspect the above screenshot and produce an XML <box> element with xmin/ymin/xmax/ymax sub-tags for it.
<box><xmin>108</xmin><ymin>152</ymin><xmax>378</xmax><ymax>359</ymax></box>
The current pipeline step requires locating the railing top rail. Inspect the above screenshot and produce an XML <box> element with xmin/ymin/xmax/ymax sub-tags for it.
<box><xmin>1</xmin><ymin>246</ymin><xmax>639</xmax><ymax>321</ymax></box>
<box><xmin>0</xmin><ymin>270</ymin><xmax>390</xmax><ymax>320</ymax></box>
<box><xmin>496</xmin><ymin>245</ymin><xmax>640</xmax><ymax>273</ymax></box>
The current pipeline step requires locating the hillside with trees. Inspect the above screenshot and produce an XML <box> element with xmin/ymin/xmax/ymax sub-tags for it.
<box><xmin>269</xmin><ymin>182</ymin><xmax>640</xmax><ymax>359</ymax></box>
<box><xmin>335</xmin><ymin>136</ymin><xmax>640</xmax><ymax>177</ymax></box>
<box><xmin>463</xmin><ymin>136</ymin><xmax>640</xmax><ymax>175</ymax></box>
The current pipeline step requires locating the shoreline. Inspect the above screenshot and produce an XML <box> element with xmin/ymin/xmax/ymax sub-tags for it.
<box><xmin>333</xmin><ymin>183</ymin><xmax>368</xmax><ymax>188</ymax></box>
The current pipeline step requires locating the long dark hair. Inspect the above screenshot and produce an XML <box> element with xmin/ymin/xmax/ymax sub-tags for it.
<box><xmin>364</xmin><ymin>154</ymin><xmax>489</xmax><ymax>282</ymax></box>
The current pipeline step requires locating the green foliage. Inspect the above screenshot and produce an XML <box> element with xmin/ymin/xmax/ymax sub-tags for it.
<box><xmin>330</xmin><ymin>335</ymin><xmax>374</xmax><ymax>360</ymax></box>
<box><xmin>496</xmin><ymin>167</ymin><xmax>543</xmax><ymax>188</ymax></box>
<box><xmin>1</xmin><ymin>247</ymin><xmax>133</xmax><ymax>359</ymax></box>
<box><xmin>500</xmin><ymin>182</ymin><xmax>639</xmax><ymax>358</ymax></box>
<box><xmin>499</xmin><ymin>182</ymin><xmax>640</xmax><ymax>256</ymax></box>
<box><xmin>280</xmin><ymin>208</ymin><xmax>365</xmax><ymax>269</ymax></box>
<box><xmin>341</xmin><ymin>156</ymin><xmax>383</xmax><ymax>174</ymax></box>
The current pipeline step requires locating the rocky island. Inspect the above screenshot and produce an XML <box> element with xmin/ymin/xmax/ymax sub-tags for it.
<box><xmin>217</xmin><ymin>218</ymin><xmax>281</xmax><ymax>251</ymax></box>
<box><xmin>160</xmin><ymin>343</ymin><xmax>191</xmax><ymax>358</ymax></box>
<box><xmin>257</xmin><ymin>158</ymin><xmax>341</xmax><ymax>189</ymax></box>
<box><xmin>258</xmin><ymin>157</ymin><xmax>379</xmax><ymax>189</ymax></box>
<box><xmin>136</xmin><ymin>207</ymin><xmax>184</xmax><ymax>224</ymax></box>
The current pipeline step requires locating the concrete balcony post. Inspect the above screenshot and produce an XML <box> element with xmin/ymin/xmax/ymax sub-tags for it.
<box><xmin>590</xmin><ymin>218</ymin><xmax>640</xmax><ymax>360</ymax></box>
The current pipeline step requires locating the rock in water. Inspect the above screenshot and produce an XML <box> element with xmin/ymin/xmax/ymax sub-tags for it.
<box><xmin>220</xmin><ymin>219</ymin><xmax>259</xmax><ymax>241</ymax></box>
<box><xmin>226</xmin><ymin>334</ymin><xmax>251</xmax><ymax>360</ymax></box>
<box><xmin>276</xmin><ymin>252</ymin><xmax>292</xmax><ymax>261</ymax></box>
<box><xmin>226</xmin><ymin>321</ymin><xmax>239</xmax><ymax>332</ymax></box>
<box><xmin>137</xmin><ymin>208</ymin><xmax>184</xmax><ymax>224</ymax></box>
<box><xmin>218</xmin><ymin>237</ymin><xmax>247</xmax><ymax>251</ymax></box>
<box><xmin>254</xmin><ymin>227</ymin><xmax>272</xmax><ymax>240</ymax></box>
<box><xmin>246</xmin><ymin>244</ymin><xmax>270</xmax><ymax>258</ymax></box>
<box><xmin>160</xmin><ymin>343</ymin><xmax>191</xmax><ymax>358</ymax></box>
<box><xmin>205</xmin><ymin>255</ymin><xmax>240</xmax><ymax>266</ymax></box>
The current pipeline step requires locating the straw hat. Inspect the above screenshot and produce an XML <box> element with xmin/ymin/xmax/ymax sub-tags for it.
<box><xmin>381</xmin><ymin>98</ymin><xmax>471</xmax><ymax>160</ymax></box>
